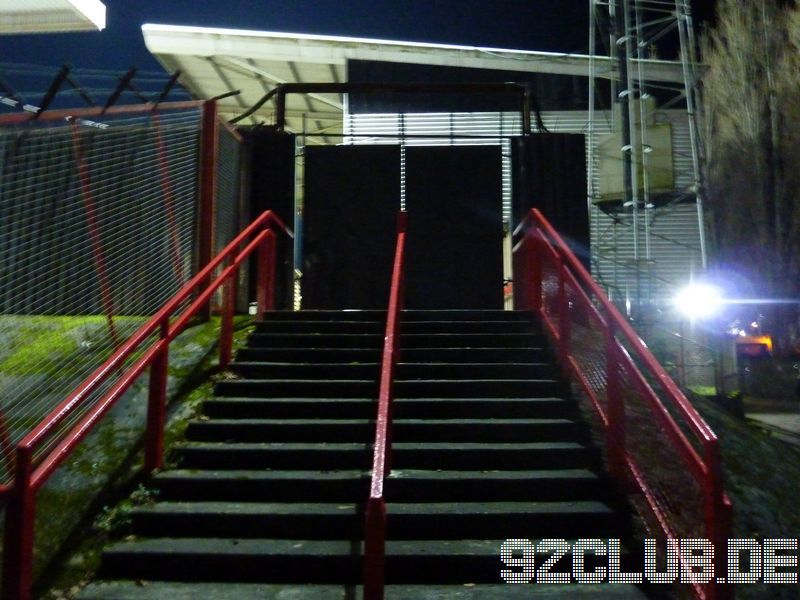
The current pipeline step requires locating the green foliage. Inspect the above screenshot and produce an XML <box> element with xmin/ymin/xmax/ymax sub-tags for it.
<box><xmin>93</xmin><ymin>485</ymin><xmax>159</xmax><ymax>536</ymax></box>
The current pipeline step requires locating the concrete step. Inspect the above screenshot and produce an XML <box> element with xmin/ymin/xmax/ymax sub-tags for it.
<box><xmin>396</xmin><ymin>362</ymin><xmax>557</xmax><ymax>379</ymax></box>
<box><xmin>186</xmin><ymin>418</ymin><xmax>583</xmax><ymax>444</ymax></box>
<box><xmin>129</xmin><ymin>499</ymin><xmax>622</xmax><ymax>540</ymax></box>
<box><xmin>254</xmin><ymin>320</ymin><xmax>385</xmax><ymax>334</ymax></box>
<box><xmin>401</xmin><ymin>309</ymin><xmax>535</xmax><ymax>322</ymax></box>
<box><xmin>401</xmin><ymin>333</ymin><xmax>547</xmax><ymax>348</ymax></box>
<box><xmin>214</xmin><ymin>379</ymin><xmax>378</xmax><ymax>398</ymax></box>
<box><xmin>151</xmin><ymin>469</ymin><xmax>606</xmax><ymax>504</ymax></box>
<box><xmin>400</xmin><ymin>347</ymin><xmax>550</xmax><ymax>363</ymax></box>
<box><xmin>236</xmin><ymin>347</ymin><xmax>382</xmax><ymax>363</ymax></box>
<box><xmin>384</xmin><ymin>470</ymin><xmax>614</xmax><ymax>503</ymax></box>
<box><xmin>201</xmin><ymin>397</ymin><xmax>377</xmax><ymax>420</ymax></box>
<box><xmin>186</xmin><ymin>418</ymin><xmax>375</xmax><ymax>443</ymax></box>
<box><xmin>78</xmin><ymin>581</ymin><xmax>649</xmax><ymax>600</ymax></box>
<box><xmin>200</xmin><ymin>397</ymin><xmax>575</xmax><ymax>420</ymax></box>
<box><xmin>227</xmin><ymin>361</ymin><xmax>558</xmax><ymax>381</ymax></box>
<box><xmin>228</xmin><ymin>361</ymin><xmax>381</xmax><ymax>380</ymax></box>
<box><xmin>400</xmin><ymin>320</ymin><xmax>538</xmax><ymax>334</ymax></box>
<box><xmin>175</xmin><ymin>441</ymin><xmax>599</xmax><ymax>471</ymax></box>
<box><xmin>247</xmin><ymin>333</ymin><xmax>382</xmax><ymax>349</ymax></box>
<box><xmin>393</xmin><ymin>379</ymin><xmax>569</xmax><ymax>398</ymax></box>
<box><xmin>97</xmin><ymin>538</ymin><xmax>641</xmax><ymax>585</ymax></box>
<box><xmin>131</xmin><ymin>501</ymin><xmax>364</xmax><ymax>539</ymax></box>
<box><xmin>259</xmin><ymin>310</ymin><xmax>385</xmax><ymax>322</ymax></box>
<box><xmin>152</xmin><ymin>469</ymin><xmax>369</xmax><ymax>502</ymax></box>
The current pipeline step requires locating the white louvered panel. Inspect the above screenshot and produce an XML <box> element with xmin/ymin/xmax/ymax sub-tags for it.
<box><xmin>345</xmin><ymin>111</ymin><xmax>523</xmax><ymax>219</ymax></box>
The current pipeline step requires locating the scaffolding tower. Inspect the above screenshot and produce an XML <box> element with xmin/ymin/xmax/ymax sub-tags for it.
<box><xmin>588</xmin><ymin>0</ymin><xmax>706</xmax><ymax>312</ymax></box>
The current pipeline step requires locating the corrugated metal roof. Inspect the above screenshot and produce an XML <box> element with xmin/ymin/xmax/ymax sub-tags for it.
<box><xmin>0</xmin><ymin>0</ymin><xmax>105</xmax><ymax>34</ymax></box>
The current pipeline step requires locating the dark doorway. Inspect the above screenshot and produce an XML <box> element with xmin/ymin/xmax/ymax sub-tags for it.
<box><xmin>404</xmin><ymin>146</ymin><xmax>504</xmax><ymax>309</ymax></box>
<box><xmin>511</xmin><ymin>134</ymin><xmax>589</xmax><ymax>268</ymax></box>
<box><xmin>302</xmin><ymin>145</ymin><xmax>400</xmax><ymax>309</ymax></box>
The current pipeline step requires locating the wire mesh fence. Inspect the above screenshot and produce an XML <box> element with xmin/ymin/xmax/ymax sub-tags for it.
<box><xmin>0</xmin><ymin>104</ymin><xmax>208</xmax><ymax>485</ymax></box>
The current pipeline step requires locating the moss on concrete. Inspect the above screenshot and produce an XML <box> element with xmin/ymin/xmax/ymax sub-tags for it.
<box><xmin>0</xmin><ymin>315</ymin><xmax>253</xmax><ymax>599</ymax></box>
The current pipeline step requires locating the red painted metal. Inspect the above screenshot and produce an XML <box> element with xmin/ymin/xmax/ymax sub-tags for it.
<box><xmin>513</xmin><ymin>208</ymin><xmax>732</xmax><ymax>600</ymax></box>
<box><xmin>1</xmin><ymin>210</ymin><xmax>291</xmax><ymax>600</ymax></box>
<box><xmin>364</xmin><ymin>211</ymin><xmax>408</xmax><ymax>600</ymax></box>
<box><xmin>0</xmin><ymin>410</ymin><xmax>13</xmax><ymax>480</ymax></box>
<box><xmin>1</xmin><ymin>447</ymin><xmax>35</xmax><ymax>600</ymax></box>
<box><xmin>219</xmin><ymin>256</ymin><xmax>237</xmax><ymax>369</ymax></box>
<box><xmin>70</xmin><ymin>120</ymin><xmax>121</xmax><ymax>347</ymax></box>
<box><xmin>197</xmin><ymin>100</ymin><xmax>219</xmax><ymax>320</ymax></box>
<box><xmin>257</xmin><ymin>230</ymin><xmax>277</xmax><ymax>317</ymax></box>
<box><xmin>0</xmin><ymin>100</ymin><xmax>204</xmax><ymax>126</ymax></box>
<box><xmin>145</xmin><ymin>320</ymin><xmax>170</xmax><ymax>473</ymax></box>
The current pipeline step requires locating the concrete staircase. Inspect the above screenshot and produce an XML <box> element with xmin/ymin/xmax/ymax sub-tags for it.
<box><xmin>79</xmin><ymin>310</ymin><xmax>647</xmax><ymax>599</ymax></box>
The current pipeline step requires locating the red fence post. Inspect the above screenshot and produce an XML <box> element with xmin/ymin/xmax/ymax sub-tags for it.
<box><xmin>704</xmin><ymin>441</ymin><xmax>732</xmax><ymax>600</ymax></box>
<box><xmin>605</xmin><ymin>322</ymin><xmax>626</xmax><ymax>480</ymax></box>
<box><xmin>2</xmin><ymin>447</ymin><xmax>36</xmax><ymax>600</ymax></box>
<box><xmin>219</xmin><ymin>258</ymin><xmax>237</xmax><ymax>369</ymax></box>
<box><xmin>557</xmin><ymin>258</ymin><xmax>571</xmax><ymax>365</ymax></box>
<box><xmin>363</xmin><ymin>493</ymin><xmax>387</xmax><ymax>600</ymax></box>
<box><xmin>526</xmin><ymin>231</ymin><xmax>542</xmax><ymax>313</ymax></box>
<box><xmin>257</xmin><ymin>229</ymin><xmax>277</xmax><ymax>318</ymax></box>
<box><xmin>144</xmin><ymin>320</ymin><xmax>170</xmax><ymax>473</ymax></box>
<box><xmin>197</xmin><ymin>100</ymin><xmax>219</xmax><ymax>321</ymax></box>
<box><xmin>70</xmin><ymin>121</ymin><xmax>120</xmax><ymax>347</ymax></box>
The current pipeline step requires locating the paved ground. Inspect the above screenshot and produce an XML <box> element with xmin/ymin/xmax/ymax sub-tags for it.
<box><xmin>743</xmin><ymin>396</ymin><xmax>800</xmax><ymax>445</ymax></box>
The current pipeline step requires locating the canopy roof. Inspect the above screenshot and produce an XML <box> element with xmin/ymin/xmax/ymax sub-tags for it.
<box><xmin>143</xmin><ymin>23</ymin><xmax>686</xmax><ymax>140</ymax></box>
<box><xmin>0</xmin><ymin>0</ymin><xmax>105</xmax><ymax>34</ymax></box>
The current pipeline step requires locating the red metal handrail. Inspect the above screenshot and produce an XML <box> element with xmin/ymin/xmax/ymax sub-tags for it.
<box><xmin>1</xmin><ymin>210</ymin><xmax>291</xmax><ymax>600</ymax></box>
<box><xmin>363</xmin><ymin>211</ymin><xmax>408</xmax><ymax>600</ymax></box>
<box><xmin>513</xmin><ymin>208</ymin><xmax>732</xmax><ymax>600</ymax></box>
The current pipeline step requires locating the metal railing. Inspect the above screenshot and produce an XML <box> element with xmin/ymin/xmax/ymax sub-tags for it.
<box><xmin>513</xmin><ymin>208</ymin><xmax>732</xmax><ymax>600</ymax></box>
<box><xmin>1</xmin><ymin>210</ymin><xmax>292</xmax><ymax>600</ymax></box>
<box><xmin>363</xmin><ymin>211</ymin><xmax>408</xmax><ymax>600</ymax></box>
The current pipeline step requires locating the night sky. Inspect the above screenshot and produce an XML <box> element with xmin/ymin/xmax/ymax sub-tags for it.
<box><xmin>0</xmin><ymin>0</ymin><xmax>717</xmax><ymax>99</ymax></box>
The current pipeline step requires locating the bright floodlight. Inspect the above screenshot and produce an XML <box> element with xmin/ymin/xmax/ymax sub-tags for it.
<box><xmin>674</xmin><ymin>283</ymin><xmax>723</xmax><ymax>319</ymax></box>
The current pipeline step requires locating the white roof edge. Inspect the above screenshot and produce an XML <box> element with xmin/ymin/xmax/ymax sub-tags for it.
<box><xmin>0</xmin><ymin>0</ymin><xmax>105</xmax><ymax>34</ymax></box>
<box><xmin>69</xmin><ymin>0</ymin><xmax>106</xmax><ymax>30</ymax></box>
<box><xmin>142</xmin><ymin>23</ymin><xmax>687</xmax><ymax>83</ymax></box>
<box><xmin>141</xmin><ymin>23</ymin><xmax>578</xmax><ymax>58</ymax></box>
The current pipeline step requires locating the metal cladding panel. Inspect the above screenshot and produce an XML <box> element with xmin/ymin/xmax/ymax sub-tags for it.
<box><xmin>302</xmin><ymin>145</ymin><xmax>400</xmax><ymax>309</ymax></box>
<box><xmin>590</xmin><ymin>203</ymin><xmax>704</xmax><ymax>305</ymax></box>
<box><xmin>656</xmin><ymin>112</ymin><xmax>694</xmax><ymax>191</ymax></box>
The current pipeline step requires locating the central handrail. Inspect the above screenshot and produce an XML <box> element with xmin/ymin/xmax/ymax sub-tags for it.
<box><xmin>2</xmin><ymin>210</ymin><xmax>292</xmax><ymax>600</ymax></box>
<box><xmin>363</xmin><ymin>211</ymin><xmax>407</xmax><ymax>600</ymax></box>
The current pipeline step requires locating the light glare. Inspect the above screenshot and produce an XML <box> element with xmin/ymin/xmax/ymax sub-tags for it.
<box><xmin>674</xmin><ymin>283</ymin><xmax>723</xmax><ymax>319</ymax></box>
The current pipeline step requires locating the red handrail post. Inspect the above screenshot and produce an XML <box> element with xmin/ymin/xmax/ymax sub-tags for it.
<box><xmin>704</xmin><ymin>440</ymin><xmax>732</xmax><ymax>600</ymax></box>
<box><xmin>2</xmin><ymin>447</ymin><xmax>36</xmax><ymax>600</ymax></box>
<box><xmin>363</xmin><ymin>496</ymin><xmax>387</xmax><ymax>600</ymax></box>
<box><xmin>219</xmin><ymin>257</ymin><xmax>237</xmax><ymax>369</ymax></box>
<box><xmin>144</xmin><ymin>320</ymin><xmax>170</xmax><ymax>473</ymax></box>
<box><xmin>257</xmin><ymin>229</ymin><xmax>277</xmax><ymax>318</ymax></box>
<box><xmin>557</xmin><ymin>257</ymin><xmax>571</xmax><ymax>366</ymax></box>
<box><xmin>529</xmin><ymin>230</ymin><xmax>542</xmax><ymax>314</ymax></box>
<box><xmin>197</xmin><ymin>99</ymin><xmax>219</xmax><ymax>321</ymax></box>
<box><xmin>605</xmin><ymin>323</ymin><xmax>626</xmax><ymax>480</ymax></box>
